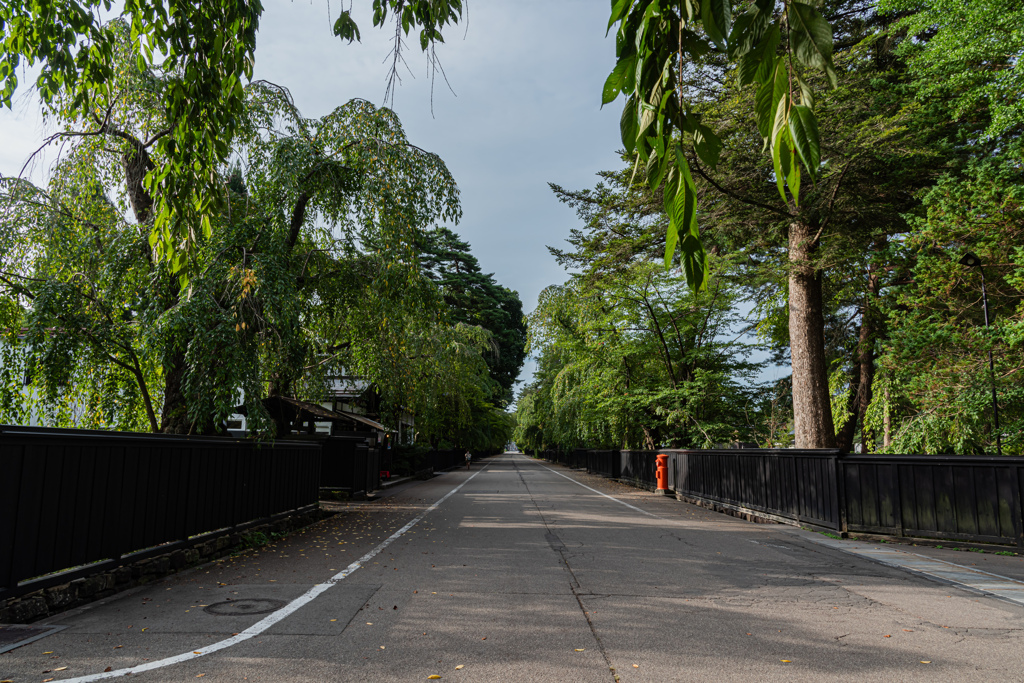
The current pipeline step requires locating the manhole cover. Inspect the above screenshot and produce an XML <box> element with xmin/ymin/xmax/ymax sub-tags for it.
<box><xmin>203</xmin><ymin>598</ymin><xmax>286</xmax><ymax>616</ymax></box>
<box><xmin>0</xmin><ymin>624</ymin><xmax>68</xmax><ymax>654</ymax></box>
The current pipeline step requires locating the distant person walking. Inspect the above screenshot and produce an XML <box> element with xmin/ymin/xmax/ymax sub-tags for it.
<box><xmin>465</xmin><ymin>450</ymin><xmax>472</xmax><ymax>469</ymax></box>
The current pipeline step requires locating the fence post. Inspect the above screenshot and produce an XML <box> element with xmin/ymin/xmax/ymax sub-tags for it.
<box><xmin>892</xmin><ymin>462</ymin><xmax>904</xmax><ymax>538</ymax></box>
<box><xmin>836</xmin><ymin>453</ymin><xmax>849</xmax><ymax>538</ymax></box>
<box><xmin>1014</xmin><ymin>464</ymin><xmax>1024</xmax><ymax>552</ymax></box>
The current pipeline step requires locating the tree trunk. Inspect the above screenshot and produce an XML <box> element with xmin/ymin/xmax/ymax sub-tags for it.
<box><xmin>834</xmin><ymin>354</ymin><xmax>861</xmax><ymax>453</ymax></box>
<box><xmin>160</xmin><ymin>349</ymin><xmax>190</xmax><ymax>434</ymax></box>
<box><xmin>835</xmin><ymin>280</ymin><xmax>879</xmax><ymax>453</ymax></box>
<box><xmin>788</xmin><ymin>220</ymin><xmax>836</xmax><ymax>449</ymax></box>
<box><xmin>883</xmin><ymin>386</ymin><xmax>892</xmax><ymax>449</ymax></box>
<box><xmin>856</xmin><ymin>266</ymin><xmax>881</xmax><ymax>453</ymax></box>
<box><xmin>267</xmin><ymin>376</ymin><xmax>293</xmax><ymax>438</ymax></box>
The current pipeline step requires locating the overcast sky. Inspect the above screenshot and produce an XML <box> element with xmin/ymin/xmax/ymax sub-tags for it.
<box><xmin>0</xmin><ymin>1</ymin><xmax>626</xmax><ymax>390</ymax></box>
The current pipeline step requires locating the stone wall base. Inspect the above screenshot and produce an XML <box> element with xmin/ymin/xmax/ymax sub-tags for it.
<box><xmin>0</xmin><ymin>507</ymin><xmax>330</xmax><ymax>624</ymax></box>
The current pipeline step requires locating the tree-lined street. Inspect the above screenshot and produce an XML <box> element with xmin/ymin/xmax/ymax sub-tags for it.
<box><xmin>3</xmin><ymin>454</ymin><xmax>1023</xmax><ymax>682</ymax></box>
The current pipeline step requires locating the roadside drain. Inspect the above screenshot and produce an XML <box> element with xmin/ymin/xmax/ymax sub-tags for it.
<box><xmin>203</xmin><ymin>599</ymin><xmax>287</xmax><ymax>616</ymax></box>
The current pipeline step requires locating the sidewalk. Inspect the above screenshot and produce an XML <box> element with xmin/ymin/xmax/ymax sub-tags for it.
<box><xmin>795</xmin><ymin>530</ymin><xmax>1024</xmax><ymax>606</ymax></box>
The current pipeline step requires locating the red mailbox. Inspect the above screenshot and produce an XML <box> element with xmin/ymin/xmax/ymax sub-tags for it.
<box><xmin>655</xmin><ymin>454</ymin><xmax>669</xmax><ymax>495</ymax></box>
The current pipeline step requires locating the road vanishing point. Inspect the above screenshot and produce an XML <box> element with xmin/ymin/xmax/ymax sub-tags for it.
<box><xmin>3</xmin><ymin>453</ymin><xmax>1024</xmax><ymax>682</ymax></box>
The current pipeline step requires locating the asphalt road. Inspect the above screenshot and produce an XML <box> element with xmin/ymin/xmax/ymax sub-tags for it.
<box><xmin>3</xmin><ymin>453</ymin><xmax>1024</xmax><ymax>682</ymax></box>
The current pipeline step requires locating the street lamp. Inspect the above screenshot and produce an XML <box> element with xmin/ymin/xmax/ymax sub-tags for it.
<box><xmin>958</xmin><ymin>252</ymin><xmax>1002</xmax><ymax>456</ymax></box>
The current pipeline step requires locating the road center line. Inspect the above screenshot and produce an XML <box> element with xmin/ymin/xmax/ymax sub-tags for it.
<box><xmin>63</xmin><ymin>465</ymin><xmax>488</xmax><ymax>682</ymax></box>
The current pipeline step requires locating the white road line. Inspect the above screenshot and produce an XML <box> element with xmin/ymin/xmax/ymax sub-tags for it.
<box><xmin>63</xmin><ymin>465</ymin><xmax>487</xmax><ymax>682</ymax></box>
<box><xmin>524</xmin><ymin>455</ymin><xmax>661</xmax><ymax>519</ymax></box>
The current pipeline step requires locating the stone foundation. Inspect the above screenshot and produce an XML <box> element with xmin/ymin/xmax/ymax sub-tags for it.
<box><xmin>0</xmin><ymin>507</ymin><xmax>329</xmax><ymax>624</ymax></box>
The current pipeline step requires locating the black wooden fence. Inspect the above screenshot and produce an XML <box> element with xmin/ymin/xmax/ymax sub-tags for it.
<box><xmin>0</xmin><ymin>426</ymin><xmax>321</xmax><ymax>600</ymax></box>
<box><xmin>840</xmin><ymin>454</ymin><xmax>1024</xmax><ymax>547</ymax></box>
<box><xmin>319</xmin><ymin>436</ymin><xmax>380</xmax><ymax>494</ymax></box>
<box><xmin>619</xmin><ymin>450</ymin><xmax>659</xmax><ymax>487</ymax></box>
<box><xmin>668</xmin><ymin>449</ymin><xmax>842</xmax><ymax>531</ymax></box>
<box><xmin>534</xmin><ymin>447</ymin><xmax>1024</xmax><ymax>549</ymax></box>
<box><xmin>429</xmin><ymin>449</ymin><xmax>464</xmax><ymax>471</ymax></box>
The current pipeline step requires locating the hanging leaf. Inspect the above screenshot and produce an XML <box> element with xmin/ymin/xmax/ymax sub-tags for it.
<box><xmin>332</xmin><ymin>11</ymin><xmax>361</xmax><ymax>43</ymax></box>
<box><xmin>772</xmin><ymin>127</ymin><xmax>794</xmax><ymax>204</ymax></box>
<box><xmin>793</xmin><ymin>71</ymin><xmax>814</xmax><ymax>108</ymax></box>
<box><xmin>701</xmin><ymin>0</ymin><xmax>732</xmax><ymax>51</ymax></box>
<box><xmin>679</xmin><ymin>233</ymin><xmax>708</xmax><ymax>291</ymax></box>
<box><xmin>602</xmin><ymin>55</ymin><xmax>634</xmax><ymax>105</ymax></box>
<box><xmin>727</xmin><ymin>2</ymin><xmax>772</xmax><ymax>60</ymax></box>
<box><xmin>736</xmin><ymin>24</ymin><xmax>780</xmax><ymax>87</ymax></box>
<box><xmin>770</xmin><ymin>90</ymin><xmax>790</xmax><ymax>157</ymax></box>
<box><xmin>664</xmin><ymin>219</ymin><xmax>680</xmax><ymax>268</ymax></box>
<box><xmin>786</xmin><ymin>150</ymin><xmax>801</xmax><ymax>205</ymax></box>
<box><xmin>788</xmin><ymin>104</ymin><xmax>821</xmax><ymax>178</ymax></box>
<box><xmin>620</xmin><ymin>97</ymin><xmax>638</xmax><ymax>154</ymax></box>
<box><xmin>787</xmin><ymin>1</ymin><xmax>838</xmax><ymax>87</ymax></box>
<box><xmin>754</xmin><ymin>57</ymin><xmax>786</xmax><ymax>143</ymax></box>
<box><xmin>693</xmin><ymin>124</ymin><xmax>722</xmax><ymax>170</ymax></box>
<box><xmin>608</xmin><ymin>0</ymin><xmax>633</xmax><ymax>33</ymax></box>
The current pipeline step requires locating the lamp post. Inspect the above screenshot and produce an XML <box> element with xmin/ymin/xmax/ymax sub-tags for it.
<box><xmin>958</xmin><ymin>252</ymin><xmax>1002</xmax><ymax>456</ymax></box>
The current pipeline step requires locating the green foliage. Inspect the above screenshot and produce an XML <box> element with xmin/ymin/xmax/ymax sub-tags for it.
<box><xmin>878</xmin><ymin>0</ymin><xmax>1024</xmax><ymax>140</ymax></box>
<box><xmin>0</xmin><ymin>34</ymin><xmax>492</xmax><ymax>438</ymax></box>
<box><xmin>516</xmin><ymin>259</ymin><xmax>772</xmax><ymax>451</ymax></box>
<box><xmin>605</xmin><ymin>0</ymin><xmax>838</xmax><ymax>292</ymax></box>
<box><xmin>0</xmin><ymin>1</ymin><xmax>462</xmax><ymax>270</ymax></box>
<box><xmin>869</xmin><ymin>154</ymin><xmax>1024</xmax><ymax>454</ymax></box>
<box><xmin>516</xmin><ymin>159</ymin><xmax>776</xmax><ymax>451</ymax></box>
<box><xmin>418</xmin><ymin>227</ymin><xmax>527</xmax><ymax>406</ymax></box>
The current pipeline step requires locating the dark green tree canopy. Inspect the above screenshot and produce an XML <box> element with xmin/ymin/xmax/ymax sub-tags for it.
<box><xmin>419</xmin><ymin>227</ymin><xmax>527</xmax><ymax>406</ymax></box>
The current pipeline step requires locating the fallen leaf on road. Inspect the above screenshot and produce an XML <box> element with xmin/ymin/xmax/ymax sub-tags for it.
<box><xmin>330</xmin><ymin>619</ymin><xmax>337</xmax><ymax>622</ymax></box>
<box><xmin>903</xmin><ymin>629</ymin><xmax>913</xmax><ymax>632</ymax></box>
<box><xmin>633</xmin><ymin>665</ymin><xmax>639</xmax><ymax>668</ymax></box>
<box><xmin>54</xmin><ymin>667</ymin><xmax>67</xmax><ymax>671</ymax></box>
<box><xmin>194</xmin><ymin>651</ymin><xmax>202</xmax><ymax>654</ymax></box>
<box><xmin>104</xmin><ymin>667</ymin><xmax>113</xmax><ymax>672</ymax></box>
<box><xmin>43</xmin><ymin>678</ymin><xmax>54</xmax><ymax>682</ymax></box>
<box><xmin>921</xmin><ymin>661</ymin><xmax>931</xmax><ymax>664</ymax></box>
<box><xmin>114</xmin><ymin>645</ymin><xmax>123</xmax><ymax>649</ymax></box>
<box><xmin>780</xmin><ymin>660</ymin><xmax>791</xmax><ymax>663</ymax></box>
<box><xmin>197</xmin><ymin>674</ymin><xmax>206</xmax><ymax>678</ymax></box>
<box><xmin>575</xmin><ymin>649</ymin><xmax>585</xmax><ymax>652</ymax></box>
<box><xmin>380</xmin><ymin>646</ymin><xmax>385</xmax><ymax>650</ymax></box>
<box><xmin>455</xmin><ymin>665</ymin><xmax>464</xmax><ymax>670</ymax></box>
<box><xmin>884</xmin><ymin>635</ymin><xmax>891</xmax><ymax>638</ymax></box>
<box><xmin>367</xmin><ymin>622</ymin><xmax>373</xmax><ymax>625</ymax></box>
<box><xmin>428</xmin><ymin>676</ymin><xmax>441</xmax><ymax>680</ymax></box>
<box><xmin>43</xmin><ymin>651</ymin><xmax>53</xmax><ymax>654</ymax></box>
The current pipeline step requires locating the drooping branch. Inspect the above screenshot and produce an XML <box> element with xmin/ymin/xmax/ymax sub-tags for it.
<box><xmin>689</xmin><ymin>154</ymin><xmax>793</xmax><ymax>219</ymax></box>
<box><xmin>287</xmin><ymin>191</ymin><xmax>311</xmax><ymax>251</ymax></box>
